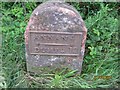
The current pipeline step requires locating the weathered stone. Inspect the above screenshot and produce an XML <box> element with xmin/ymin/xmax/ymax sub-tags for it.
<box><xmin>24</xmin><ymin>1</ymin><xmax>87</xmax><ymax>74</ymax></box>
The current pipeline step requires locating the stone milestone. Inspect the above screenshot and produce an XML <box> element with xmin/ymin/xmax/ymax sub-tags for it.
<box><xmin>24</xmin><ymin>1</ymin><xmax>87</xmax><ymax>74</ymax></box>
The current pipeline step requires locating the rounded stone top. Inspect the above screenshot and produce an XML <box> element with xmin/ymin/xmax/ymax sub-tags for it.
<box><xmin>29</xmin><ymin>1</ymin><xmax>85</xmax><ymax>32</ymax></box>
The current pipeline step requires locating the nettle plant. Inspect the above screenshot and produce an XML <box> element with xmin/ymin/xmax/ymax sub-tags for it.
<box><xmin>1</xmin><ymin>2</ymin><xmax>119</xmax><ymax>88</ymax></box>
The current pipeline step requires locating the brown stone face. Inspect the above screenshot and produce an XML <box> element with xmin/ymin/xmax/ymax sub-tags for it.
<box><xmin>24</xmin><ymin>1</ymin><xmax>87</xmax><ymax>74</ymax></box>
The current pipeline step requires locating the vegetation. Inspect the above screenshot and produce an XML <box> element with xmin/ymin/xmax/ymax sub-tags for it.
<box><xmin>1</xmin><ymin>2</ymin><xmax>119</xmax><ymax>88</ymax></box>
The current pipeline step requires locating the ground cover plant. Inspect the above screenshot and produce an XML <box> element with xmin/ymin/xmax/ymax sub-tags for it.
<box><xmin>1</xmin><ymin>2</ymin><xmax>119</xmax><ymax>88</ymax></box>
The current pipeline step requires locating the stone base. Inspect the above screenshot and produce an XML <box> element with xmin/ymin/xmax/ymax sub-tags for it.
<box><xmin>26</xmin><ymin>53</ymin><xmax>83</xmax><ymax>74</ymax></box>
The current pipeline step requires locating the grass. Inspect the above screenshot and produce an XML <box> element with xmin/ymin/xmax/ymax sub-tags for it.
<box><xmin>1</xmin><ymin>2</ymin><xmax>119</xmax><ymax>88</ymax></box>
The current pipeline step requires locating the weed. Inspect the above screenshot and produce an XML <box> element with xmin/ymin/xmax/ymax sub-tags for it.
<box><xmin>1</xmin><ymin>2</ymin><xmax>119</xmax><ymax>88</ymax></box>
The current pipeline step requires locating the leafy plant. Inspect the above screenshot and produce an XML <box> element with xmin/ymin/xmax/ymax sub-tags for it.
<box><xmin>1</xmin><ymin>2</ymin><xmax>119</xmax><ymax>88</ymax></box>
